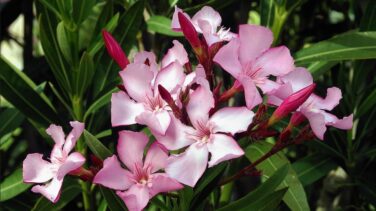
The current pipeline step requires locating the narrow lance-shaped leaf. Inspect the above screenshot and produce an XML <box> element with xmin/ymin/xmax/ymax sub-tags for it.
<box><xmin>0</xmin><ymin>57</ymin><xmax>61</xmax><ymax>127</ymax></box>
<box><xmin>0</xmin><ymin>108</ymin><xmax>24</xmax><ymax>137</ymax></box>
<box><xmin>0</xmin><ymin>168</ymin><xmax>31</xmax><ymax>201</ymax></box>
<box><xmin>83</xmin><ymin>130</ymin><xmax>112</xmax><ymax>160</ymax></box>
<box><xmin>147</xmin><ymin>16</ymin><xmax>183</xmax><ymax>37</ymax></box>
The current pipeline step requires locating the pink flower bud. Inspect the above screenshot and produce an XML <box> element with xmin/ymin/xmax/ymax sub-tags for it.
<box><xmin>178</xmin><ymin>12</ymin><xmax>201</xmax><ymax>51</ymax></box>
<box><xmin>102</xmin><ymin>30</ymin><xmax>129</xmax><ymax>69</ymax></box>
<box><xmin>269</xmin><ymin>83</ymin><xmax>316</xmax><ymax>126</ymax></box>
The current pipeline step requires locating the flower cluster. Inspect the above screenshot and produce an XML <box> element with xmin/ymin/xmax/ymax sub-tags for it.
<box><xmin>23</xmin><ymin>5</ymin><xmax>353</xmax><ymax>211</ymax></box>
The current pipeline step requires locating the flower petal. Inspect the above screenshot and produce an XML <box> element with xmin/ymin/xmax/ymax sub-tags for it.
<box><xmin>312</xmin><ymin>87</ymin><xmax>342</xmax><ymax>111</ymax></box>
<box><xmin>253</xmin><ymin>46</ymin><xmax>295</xmax><ymax>77</ymax></box>
<box><xmin>111</xmin><ymin>91</ymin><xmax>145</xmax><ymax>127</ymax></box>
<box><xmin>62</xmin><ymin>121</ymin><xmax>84</xmax><ymax>154</ymax></box>
<box><xmin>46</xmin><ymin>124</ymin><xmax>65</xmax><ymax>148</ymax></box>
<box><xmin>117</xmin><ymin>185</ymin><xmax>150</xmax><ymax>211</ymax></box>
<box><xmin>144</xmin><ymin>142</ymin><xmax>168</xmax><ymax>173</ymax></box>
<box><xmin>154</xmin><ymin>114</ymin><xmax>196</xmax><ymax>150</ymax></box>
<box><xmin>93</xmin><ymin>155</ymin><xmax>134</xmax><ymax>190</ymax></box>
<box><xmin>328</xmin><ymin>114</ymin><xmax>353</xmax><ymax>130</ymax></box>
<box><xmin>31</xmin><ymin>177</ymin><xmax>63</xmax><ymax>203</ymax></box>
<box><xmin>154</xmin><ymin>61</ymin><xmax>185</xmax><ymax>94</ymax></box>
<box><xmin>149</xmin><ymin>173</ymin><xmax>183</xmax><ymax>197</ymax></box>
<box><xmin>238</xmin><ymin>24</ymin><xmax>273</xmax><ymax>65</ymax></box>
<box><xmin>280</xmin><ymin>67</ymin><xmax>313</xmax><ymax>92</ymax></box>
<box><xmin>207</xmin><ymin>134</ymin><xmax>244</xmax><ymax>167</ymax></box>
<box><xmin>301</xmin><ymin>109</ymin><xmax>326</xmax><ymax>140</ymax></box>
<box><xmin>191</xmin><ymin>6</ymin><xmax>221</xmax><ymax>34</ymax></box>
<box><xmin>136</xmin><ymin>110</ymin><xmax>171</xmax><ymax>135</ymax></box>
<box><xmin>166</xmin><ymin>143</ymin><xmax>208</xmax><ymax>187</ymax></box>
<box><xmin>213</xmin><ymin>38</ymin><xmax>243</xmax><ymax>79</ymax></box>
<box><xmin>56</xmin><ymin>152</ymin><xmax>85</xmax><ymax>180</ymax></box>
<box><xmin>23</xmin><ymin>153</ymin><xmax>55</xmax><ymax>183</ymax></box>
<box><xmin>186</xmin><ymin>85</ymin><xmax>214</xmax><ymax>127</ymax></box>
<box><xmin>240</xmin><ymin>76</ymin><xmax>263</xmax><ymax>109</ymax></box>
<box><xmin>118</xmin><ymin>131</ymin><xmax>149</xmax><ymax>172</ymax></box>
<box><xmin>120</xmin><ymin>63</ymin><xmax>154</xmax><ymax>102</ymax></box>
<box><xmin>210</xmin><ymin>107</ymin><xmax>254</xmax><ymax>135</ymax></box>
<box><xmin>161</xmin><ymin>40</ymin><xmax>189</xmax><ymax>68</ymax></box>
<box><xmin>267</xmin><ymin>83</ymin><xmax>293</xmax><ymax>106</ymax></box>
<box><xmin>171</xmin><ymin>6</ymin><xmax>192</xmax><ymax>31</ymax></box>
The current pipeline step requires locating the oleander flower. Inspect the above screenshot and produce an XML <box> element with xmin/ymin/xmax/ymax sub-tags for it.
<box><xmin>214</xmin><ymin>24</ymin><xmax>295</xmax><ymax>109</ymax></box>
<box><xmin>155</xmin><ymin>85</ymin><xmax>254</xmax><ymax>186</ymax></box>
<box><xmin>111</xmin><ymin>41</ymin><xmax>188</xmax><ymax>135</ymax></box>
<box><xmin>172</xmin><ymin>6</ymin><xmax>236</xmax><ymax>47</ymax></box>
<box><xmin>93</xmin><ymin>131</ymin><xmax>183</xmax><ymax>211</ymax></box>
<box><xmin>23</xmin><ymin>121</ymin><xmax>85</xmax><ymax>203</ymax></box>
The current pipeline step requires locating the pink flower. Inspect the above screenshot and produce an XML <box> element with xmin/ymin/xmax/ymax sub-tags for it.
<box><xmin>102</xmin><ymin>30</ymin><xmax>129</xmax><ymax>69</ymax></box>
<box><xmin>111</xmin><ymin>42</ymin><xmax>188</xmax><ymax>134</ymax></box>
<box><xmin>155</xmin><ymin>85</ymin><xmax>254</xmax><ymax>186</ymax></box>
<box><xmin>93</xmin><ymin>131</ymin><xmax>183</xmax><ymax>211</ymax></box>
<box><xmin>172</xmin><ymin>6</ymin><xmax>236</xmax><ymax>47</ymax></box>
<box><xmin>23</xmin><ymin>121</ymin><xmax>85</xmax><ymax>203</ymax></box>
<box><xmin>213</xmin><ymin>24</ymin><xmax>295</xmax><ymax>109</ymax></box>
<box><xmin>268</xmin><ymin>68</ymin><xmax>353</xmax><ymax>139</ymax></box>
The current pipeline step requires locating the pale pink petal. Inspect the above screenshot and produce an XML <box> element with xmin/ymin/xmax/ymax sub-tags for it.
<box><xmin>93</xmin><ymin>155</ymin><xmax>134</xmax><ymax>190</ymax></box>
<box><xmin>134</xmin><ymin>51</ymin><xmax>159</xmax><ymax>74</ymax></box>
<box><xmin>238</xmin><ymin>24</ymin><xmax>273</xmax><ymax>66</ymax></box>
<box><xmin>111</xmin><ymin>91</ymin><xmax>145</xmax><ymax>126</ymax></box>
<box><xmin>301</xmin><ymin>109</ymin><xmax>326</xmax><ymax>140</ymax></box>
<box><xmin>253</xmin><ymin>46</ymin><xmax>295</xmax><ymax>77</ymax></box>
<box><xmin>166</xmin><ymin>143</ymin><xmax>208</xmax><ymax>187</ymax></box>
<box><xmin>210</xmin><ymin>107</ymin><xmax>254</xmax><ymax>135</ymax></box>
<box><xmin>192</xmin><ymin>6</ymin><xmax>221</xmax><ymax>34</ymax></box>
<box><xmin>56</xmin><ymin>152</ymin><xmax>85</xmax><ymax>180</ymax></box>
<box><xmin>280</xmin><ymin>67</ymin><xmax>313</xmax><ymax>92</ymax></box>
<box><xmin>257</xmin><ymin>79</ymin><xmax>281</xmax><ymax>94</ymax></box>
<box><xmin>213</xmin><ymin>38</ymin><xmax>243</xmax><ymax>79</ymax></box>
<box><xmin>207</xmin><ymin>134</ymin><xmax>244</xmax><ymax>167</ymax></box>
<box><xmin>136</xmin><ymin>110</ymin><xmax>171</xmax><ymax>135</ymax></box>
<box><xmin>313</xmin><ymin>87</ymin><xmax>342</xmax><ymax>111</ymax></box>
<box><xmin>186</xmin><ymin>85</ymin><xmax>214</xmax><ymax>126</ymax></box>
<box><xmin>46</xmin><ymin>124</ymin><xmax>65</xmax><ymax>148</ymax></box>
<box><xmin>117</xmin><ymin>185</ymin><xmax>150</xmax><ymax>211</ymax></box>
<box><xmin>149</xmin><ymin>173</ymin><xmax>183</xmax><ymax>197</ymax></box>
<box><xmin>31</xmin><ymin>177</ymin><xmax>63</xmax><ymax>203</ymax></box>
<box><xmin>161</xmin><ymin>40</ymin><xmax>189</xmax><ymax>68</ymax></box>
<box><xmin>118</xmin><ymin>131</ymin><xmax>149</xmax><ymax>171</ymax></box>
<box><xmin>23</xmin><ymin>153</ymin><xmax>55</xmax><ymax>183</ymax></box>
<box><xmin>144</xmin><ymin>142</ymin><xmax>168</xmax><ymax>173</ymax></box>
<box><xmin>203</xmin><ymin>31</ymin><xmax>221</xmax><ymax>47</ymax></box>
<box><xmin>120</xmin><ymin>63</ymin><xmax>154</xmax><ymax>102</ymax></box>
<box><xmin>240</xmin><ymin>76</ymin><xmax>263</xmax><ymax>109</ymax></box>
<box><xmin>154</xmin><ymin>62</ymin><xmax>185</xmax><ymax>93</ymax></box>
<box><xmin>154</xmin><ymin>114</ymin><xmax>196</xmax><ymax>150</ymax></box>
<box><xmin>328</xmin><ymin>114</ymin><xmax>353</xmax><ymax>130</ymax></box>
<box><xmin>267</xmin><ymin>83</ymin><xmax>293</xmax><ymax>106</ymax></box>
<box><xmin>62</xmin><ymin>121</ymin><xmax>84</xmax><ymax>154</ymax></box>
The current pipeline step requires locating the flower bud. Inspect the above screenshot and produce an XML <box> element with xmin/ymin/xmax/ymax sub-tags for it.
<box><xmin>102</xmin><ymin>30</ymin><xmax>129</xmax><ymax>69</ymax></box>
<box><xmin>268</xmin><ymin>83</ymin><xmax>316</xmax><ymax>126</ymax></box>
<box><xmin>178</xmin><ymin>12</ymin><xmax>202</xmax><ymax>52</ymax></box>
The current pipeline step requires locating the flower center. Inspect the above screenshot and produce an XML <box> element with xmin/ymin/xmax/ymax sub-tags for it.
<box><xmin>145</xmin><ymin>95</ymin><xmax>165</xmax><ymax>112</ymax></box>
<box><xmin>133</xmin><ymin>164</ymin><xmax>152</xmax><ymax>187</ymax></box>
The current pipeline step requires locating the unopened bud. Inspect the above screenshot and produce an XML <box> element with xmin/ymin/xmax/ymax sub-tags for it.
<box><xmin>102</xmin><ymin>30</ymin><xmax>129</xmax><ymax>69</ymax></box>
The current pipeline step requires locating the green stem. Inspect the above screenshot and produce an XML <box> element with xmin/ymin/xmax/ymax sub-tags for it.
<box><xmin>219</xmin><ymin>182</ymin><xmax>234</xmax><ymax>205</ymax></box>
<box><xmin>80</xmin><ymin>180</ymin><xmax>93</xmax><ymax>211</ymax></box>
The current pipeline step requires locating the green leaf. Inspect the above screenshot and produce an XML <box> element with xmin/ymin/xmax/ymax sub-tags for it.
<box><xmin>84</xmin><ymin>87</ymin><xmax>116</xmax><ymax>120</ymax></box>
<box><xmin>292</xmin><ymin>154</ymin><xmax>337</xmax><ymax>186</ymax></box>
<box><xmin>56</xmin><ymin>22</ymin><xmax>74</xmax><ymax>65</ymax></box>
<box><xmin>357</xmin><ymin>88</ymin><xmax>376</xmax><ymax>117</ymax></box>
<box><xmin>295</xmin><ymin>31</ymin><xmax>376</xmax><ymax>65</ymax></box>
<box><xmin>100</xmin><ymin>187</ymin><xmax>127</xmax><ymax>211</ymax></box>
<box><xmin>72</xmin><ymin>0</ymin><xmax>95</xmax><ymax>25</ymax></box>
<box><xmin>83</xmin><ymin>130</ymin><xmax>112</xmax><ymax>160</ymax></box>
<box><xmin>260</xmin><ymin>0</ymin><xmax>274</xmax><ymax>28</ymax></box>
<box><xmin>74</xmin><ymin>52</ymin><xmax>94</xmax><ymax>97</ymax></box>
<box><xmin>0</xmin><ymin>108</ymin><xmax>24</xmax><ymax>137</ymax></box>
<box><xmin>306</xmin><ymin>61</ymin><xmax>338</xmax><ymax>79</ymax></box>
<box><xmin>0</xmin><ymin>57</ymin><xmax>60</xmax><ymax>127</ymax></box>
<box><xmin>32</xmin><ymin>178</ymin><xmax>81</xmax><ymax>211</ymax></box>
<box><xmin>150</xmin><ymin>197</ymin><xmax>169</xmax><ymax>211</ymax></box>
<box><xmin>246</xmin><ymin>188</ymin><xmax>288</xmax><ymax>211</ymax></box>
<box><xmin>218</xmin><ymin>165</ymin><xmax>289</xmax><ymax>211</ymax></box>
<box><xmin>0</xmin><ymin>168</ymin><xmax>31</xmax><ymax>201</ymax></box>
<box><xmin>246</xmin><ymin>142</ymin><xmax>310</xmax><ymax>211</ymax></box>
<box><xmin>147</xmin><ymin>16</ymin><xmax>183</xmax><ymax>37</ymax></box>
